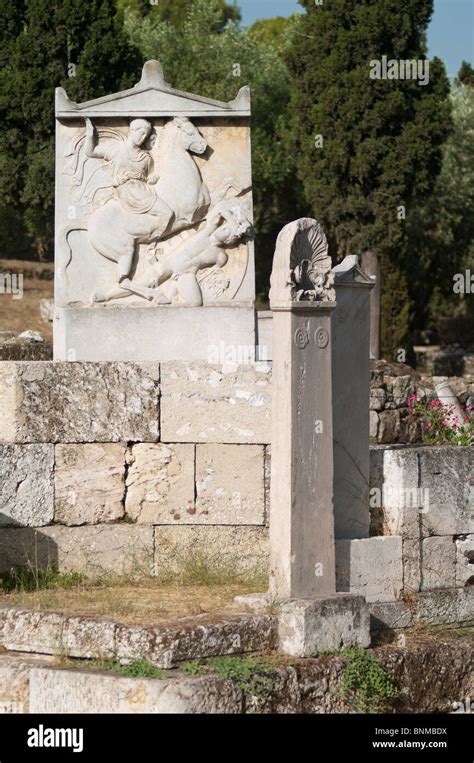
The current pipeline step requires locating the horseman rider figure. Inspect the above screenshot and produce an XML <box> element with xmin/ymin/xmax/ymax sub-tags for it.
<box><xmin>84</xmin><ymin>117</ymin><xmax>175</xmax><ymax>281</ymax></box>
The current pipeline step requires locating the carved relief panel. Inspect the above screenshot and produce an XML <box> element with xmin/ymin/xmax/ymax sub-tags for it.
<box><xmin>55</xmin><ymin>62</ymin><xmax>254</xmax><ymax>309</ymax></box>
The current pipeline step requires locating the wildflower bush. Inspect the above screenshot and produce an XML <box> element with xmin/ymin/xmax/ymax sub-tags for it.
<box><xmin>408</xmin><ymin>394</ymin><xmax>474</xmax><ymax>446</ymax></box>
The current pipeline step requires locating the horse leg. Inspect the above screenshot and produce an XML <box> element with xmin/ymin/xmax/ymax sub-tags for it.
<box><xmin>210</xmin><ymin>178</ymin><xmax>244</xmax><ymax>206</ymax></box>
<box><xmin>117</xmin><ymin>238</ymin><xmax>136</xmax><ymax>281</ymax></box>
<box><xmin>92</xmin><ymin>284</ymin><xmax>131</xmax><ymax>303</ymax></box>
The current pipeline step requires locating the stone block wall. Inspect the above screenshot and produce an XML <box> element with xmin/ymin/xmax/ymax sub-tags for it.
<box><xmin>0</xmin><ymin>361</ymin><xmax>271</xmax><ymax>580</ymax></box>
<box><xmin>0</xmin><ymin>361</ymin><xmax>472</xmax><ymax>607</ymax></box>
<box><xmin>370</xmin><ymin>445</ymin><xmax>474</xmax><ymax>595</ymax></box>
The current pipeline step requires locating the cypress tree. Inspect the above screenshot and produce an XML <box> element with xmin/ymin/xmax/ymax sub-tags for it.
<box><xmin>0</xmin><ymin>0</ymin><xmax>141</xmax><ymax>258</ymax></box>
<box><xmin>286</xmin><ymin>0</ymin><xmax>452</xmax><ymax>359</ymax></box>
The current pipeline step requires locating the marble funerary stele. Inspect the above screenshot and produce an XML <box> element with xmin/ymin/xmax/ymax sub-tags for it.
<box><xmin>54</xmin><ymin>61</ymin><xmax>255</xmax><ymax>361</ymax></box>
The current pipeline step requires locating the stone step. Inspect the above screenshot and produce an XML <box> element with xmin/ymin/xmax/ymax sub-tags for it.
<box><xmin>0</xmin><ymin>606</ymin><xmax>276</xmax><ymax>668</ymax></box>
<box><xmin>1</xmin><ymin>629</ymin><xmax>472</xmax><ymax>714</ymax></box>
<box><xmin>0</xmin><ymin>653</ymin><xmax>242</xmax><ymax>714</ymax></box>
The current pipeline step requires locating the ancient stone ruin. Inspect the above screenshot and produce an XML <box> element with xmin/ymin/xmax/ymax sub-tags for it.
<box><xmin>0</xmin><ymin>62</ymin><xmax>472</xmax><ymax>714</ymax></box>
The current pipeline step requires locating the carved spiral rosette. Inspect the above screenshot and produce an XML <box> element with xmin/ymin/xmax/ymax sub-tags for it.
<box><xmin>294</xmin><ymin>327</ymin><xmax>309</xmax><ymax>349</ymax></box>
<box><xmin>315</xmin><ymin>327</ymin><xmax>329</xmax><ymax>349</ymax></box>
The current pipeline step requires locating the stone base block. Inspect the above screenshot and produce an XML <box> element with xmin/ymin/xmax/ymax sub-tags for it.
<box><xmin>277</xmin><ymin>594</ymin><xmax>370</xmax><ymax>657</ymax></box>
<box><xmin>54</xmin><ymin>304</ymin><xmax>256</xmax><ymax>362</ymax></box>
<box><xmin>29</xmin><ymin>667</ymin><xmax>242</xmax><ymax>714</ymax></box>
<box><xmin>233</xmin><ymin>592</ymin><xmax>271</xmax><ymax>614</ymax></box>
<box><xmin>336</xmin><ymin>536</ymin><xmax>403</xmax><ymax>602</ymax></box>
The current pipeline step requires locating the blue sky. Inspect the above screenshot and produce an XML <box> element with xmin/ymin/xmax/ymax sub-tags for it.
<box><xmin>238</xmin><ymin>0</ymin><xmax>474</xmax><ymax>78</ymax></box>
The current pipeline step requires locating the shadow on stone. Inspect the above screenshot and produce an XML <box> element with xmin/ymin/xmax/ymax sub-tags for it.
<box><xmin>0</xmin><ymin>516</ymin><xmax>58</xmax><ymax>576</ymax></box>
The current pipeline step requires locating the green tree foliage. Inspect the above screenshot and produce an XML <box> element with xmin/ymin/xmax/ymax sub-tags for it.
<box><xmin>286</xmin><ymin>0</ymin><xmax>452</xmax><ymax>359</ymax></box>
<box><xmin>406</xmin><ymin>77</ymin><xmax>474</xmax><ymax>338</ymax></box>
<box><xmin>124</xmin><ymin>0</ymin><xmax>297</xmax><ymax>295</ymax></box>
<box><xmin>458</xmin><ymin>60</ymin><xmax>474</xmax><ymax>88</ymax></box>
<box><xmin>248</xmin><ymin>16</ymin><xmax>295</xmax><ymax>49</ymax></box>
<box><xmin>117</xmin><ymin>0</ymin><xmax>241</xmax><ymax>28</ymax></box>
<box><xmin>0</xmin><ymin>0</ymin><xmax>140</xmax><ymax>258</ymax></box>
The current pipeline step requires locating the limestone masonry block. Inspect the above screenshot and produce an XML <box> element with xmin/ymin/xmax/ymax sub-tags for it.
<box><xmin>0</xmin><ymin>444</ymin><xmax>54</xmax><ymax>527</ymax></box>
<box><xmin>154</xmin><ymin>526</ymin><xmax>269</xmax><ymax>578</ymax></box>
<box><xmin>2</xmin><ymin>610</ymin><xmax>68</xmax><ymax>654</ymax></box>
<box><xmin>415</xmin><ymin>588</ymin><xmax>474</xmax><ymax>625</ymax></box>
<box><xmin>66</xmin><ymin>617</ymin><xmax>116</xmax><ymax>660</ymax></box>
<box><xmin>29</xmin><ymin>668</ymin><xmax>242</xmax><ymax>714</ymax></box>
<box><xmin>125</xmin><ymin>443</ymin><xmax>195</xmax><ymax>524</ymax></box>
<box><xmin>418</xmin><ymin>448</ymin><xmax>473</xmax><ymax>537</ymax></box>
<box><xmin>402</xmin><ymin>538</ymin><xmax>422</xmax><ymax>593</ymax></box>
<box><xmin>336</xmin><ymin>537</ymin><xmax>403</xmax><ymax>603</ymax></box>
<box><xmin>381</xmin><ymin>448</ymin><xmax>421</xmax><ymax>538</ymax></box>
<box><xmin>55</xmin><ymin>444</ymin><xmax>126</xmax><ymax>525</ymax></box>
<box><xmin>371</xmin><ymin>588</ymin><xmax>474</xmax><ymax>631</ymax></box>
<box><xmin>147</xmin><ymin>614</ymin><xmax>276</xmax><ymax>668</ymax></box>
<box><xmin>421</xmin><ymin>536</ymin><xmax>456</xmax><ymax>591</ymax></box>
<box><xmin>392</xmin><ymin>376</ymin><xmax>416</xmax><ymax>406</ymax></box>
<box><xmin>370</xmin><ymin>388</ymin><xmax>386</xmax><ymax>412</ymax></box>
<box><xmin>0</xmin><ymin>361</ymin><xmax>160</xmax><ymax>443</ymax></box>
<box><xmin>370</xmin><ymin>446</ymin><xmax>474</xmax><ymax>540</ymax></box>
<box><xmin>278</xmin><ymin>595</ymin><xmax>371</xmax><ymax>657</ymax></box>
<box><xmin>455</xmin><ymin>535</ymin><xmax>474</xmax><ymax>587</ymax></box>
<box><xmin>0</xmin><ymin>525</ymin><xmax>154</xmax><ymax>577</ymax></box>
<box><xmin>0</xmin><ymin>654</ymin><xmax>40</xmax><ymax>713</ymax></box>
<box><xmin>378</xmin><ymin>410</ymin><xmax>403</xmax><ymax>444</ymax></box>
<box><xmin>160</xmin><ymin>362</ymin><xmax>271</xmax><ymax>444</ymax></box>
<box><xmin>195</xmin><ymin>444</ymin><xmax>265</xmax><ymax>524</ymax></box>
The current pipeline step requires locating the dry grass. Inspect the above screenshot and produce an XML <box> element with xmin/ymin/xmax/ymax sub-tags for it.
<box><xmin>0</xmin><ymin>579</ymin><xmax>265</xmax><ymax>627</ymax></box>
<box><xmin>0</xmin><ymin>260</ymin><xmax>53</xmax><ymax>340</ymax></box>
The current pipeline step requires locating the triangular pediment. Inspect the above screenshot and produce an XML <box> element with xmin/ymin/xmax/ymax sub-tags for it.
<box><xmin>332</xmin><ymin>255</ymin><xmax>375</xmax><ymax>285</ymax></box>
<box><xmin>56</xmin><ymin>60</ymin><xmax>250</xmax><ymax>119</ymax></box>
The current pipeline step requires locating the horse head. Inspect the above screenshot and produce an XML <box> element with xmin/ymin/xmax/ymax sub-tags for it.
<box><xmin>165</xmin><ymin>117</ymin><xmax>207</xmax><ymax>155</ymax></box>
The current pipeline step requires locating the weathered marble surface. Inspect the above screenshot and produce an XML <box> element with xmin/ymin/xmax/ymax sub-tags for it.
<box><xmin>421</xmin><ymin>536</ymin><xmax>456</xmax><ymax>591</ymax></box>
<box><xmin>55</xmin><ymin>444</ymin><xmax>126</xmax><ymax>525</ymax></box>
<box><xmin>195</xmin><ymin>444</ymin><xmax>265</xmax><ymax>524</ymax></box>
<box><xmin>54</xmin><ymin>60</ymin><xmax>255</xmax><ymax>361</ymax></box>
<box><xmin>125</xmin><ymin>443</ymin><xmax>195</xmax><ymax>524</ymax></box>
<box><xmin>0</xmin><ymin>445</ymin><xmax>54</xmax><ymax>527</ymax></box>
<box><xmin>29</xmin><ymin>668</ymin><xmax>243</xmax><ymax>714</ymax></box>
<box><xmin>268</xmin><ymin>219</ymin><xmax>337</xmax><ymax>603</ymax></box>
<box><xmin>160</xmin><ymin>361</ymin><xmax>271</xmax><ymax>444</ymax></box>
<box><xmin>55</xmin><ymin>305</ymin><xmax>256</xmax><ymax>362</ymax></box>
<box><xmin>375</xmin><ymin>445</ymin><xmax>474</xmax><ymax>538</ymax></box>
<box><xmin>0</xmin><ymin>362</ymin><xmax>160</xmax><ymax>443</ymax></box>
